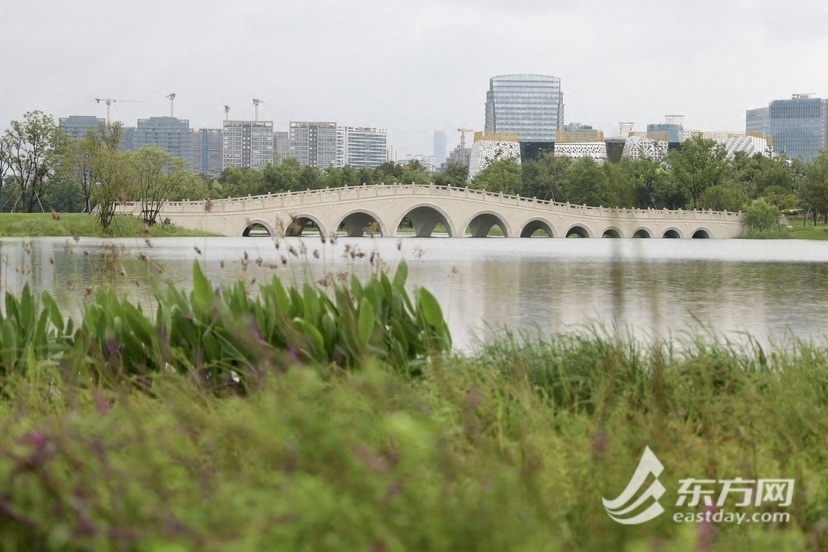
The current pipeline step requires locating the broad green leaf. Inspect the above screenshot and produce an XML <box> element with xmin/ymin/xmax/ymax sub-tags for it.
<box><xmin>357</xmin><ymin>298</ymin><xmax>375</xmax><ymax>346</ymax></box>
<box><xmin>294</xmin><ymin>319</ymin><xmax>326</xmax><ymax>361</ymax></box>
<box><xmin>417</xmin><ymin>288</ymin><xmax>444</xmax><ymax>328</ymax></box>
<box><xmin>191</xmin><ymin>261</ymin><xmax>214</xmax><ymax>314</ymax></box>
<box><xmin>303</xmin><ymin>282</ymin><xmax>320</xmax><ymax>324</ymax></box>
<box><xmin>41</xmin><ymin>291</ymin><xmax>64</xmax><ymax>334</ymax></box>
<box><xmin>350</xmin><ymin>274</ymin><xmax>363</xmax><ymax>301</ymax></box>
<box><xmin>392</xmin><ymin>259</ymin><xmax>408</xmax><ymax>288</ymax></box>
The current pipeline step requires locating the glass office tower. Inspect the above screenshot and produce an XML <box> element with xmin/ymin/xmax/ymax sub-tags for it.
<box><xmin>484</xmin><ymin>74</ymin><xmax>564</xmax><ymax>142</ymax></box>
<box><xmin>768</xmin><ymin>95</ymin><xmax>828</xmax><ymax>161</ymax></box>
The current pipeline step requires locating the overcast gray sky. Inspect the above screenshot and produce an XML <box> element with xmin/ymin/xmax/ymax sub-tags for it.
<box><xmin>2</xmin><ymin>0</ymin><xmax>827</xmax><ymax>157</ymax></box>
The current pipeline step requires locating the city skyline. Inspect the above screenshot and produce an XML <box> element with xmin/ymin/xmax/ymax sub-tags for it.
<box><xmin>2</xmin><ymin>0</ymin><xmax>828</xmax><ymax>157</ymax></box>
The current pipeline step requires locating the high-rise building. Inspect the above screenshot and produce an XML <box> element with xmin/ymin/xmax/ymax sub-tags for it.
<box><xmin>767</xmin><ymin>94</ymin><xmax>828</xmax><ymax>161</ymax></box>
<box><xmin>289</xmin><ymin>122</ymin><xmax>338</xmax><ymax>168</ymax></box>
<box><xmin>484</xmin><ymin>74</ymin><xmax>564</xmax><ymax>142</ymax></box>
<box><xmin>222</xmin><ymin>120</ymin><xmax>274</xmax><ymax>169</ymax></box>
<box><xmin>433</xmin><ymin>130</ymin><xmax>447</xmax><ymax>165</ymax></box>
<box><xmin>59</xmin><ymin>115</ymin><xmax>105</xmax><ymax>141</ymax></box>
<box><xmin>746</xmin><ymin>107</ymin><xmax>770</xmax><ymax>136</ymax></box>
<box><xmin>273</xmin><ymin>131</ymin><xmax>291</xmax><ymax>164</ymax></box>
<box><xmin>647</xmin><ymin>115</ymin><xmax>685</xmax><ymax>144</ymax></box>
<box><xmin>192</xmin><ymin>129</ymin><xmax>223</xmax><ymax>178</ymax></box>
<box><xmin>337</xmin><ymin>126</ymin><xmax>388</xmax><ymax>169</ymax></box>
<box><xmin>132</xmin><ymin>116</ymin><xmax>194</xmax><ymax>166</ymax></box>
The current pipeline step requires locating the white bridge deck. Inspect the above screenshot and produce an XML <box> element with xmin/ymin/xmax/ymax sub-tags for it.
<box><xmin>118</xmin><ymin>183</ymin><xmax>743</xmax><ymax>238</ymax></box>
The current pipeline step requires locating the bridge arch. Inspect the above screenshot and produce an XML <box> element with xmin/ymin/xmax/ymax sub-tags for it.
<box><xmin>520</xmin><ymin>218</ymin><xmax>556</xmax><ymax>238</ymax></box>
<box><xmin>601</xmin><ymin>226</ymin><xmax>623</xmax><ymax>238</ymax></box>
<box><xmin>281</xmin><ymin>214</ymin><xmax>329</xmax><ymax>238</ymax></box>
<box><xmin>632</xmin><ymin>227</ymin><xmax>653</xmax><ymax>238</ymax></box>
<box><xmin>242</xmin><ymin>219</ymin><xmax>276</xmax><ymax>237</ymax></box>
<box><xmin>337</xmin><ymin>208</ymin><xmax>388</xmax><ymax>237</ymax></box>
<box><xmin>463</xmin><ymin>211</ymin><xmax>512</xmax><ymax>238</ymax></box>
<box><xmin>140</xmin><ymin>184</ymin><xmax>743</xmax><ymax>239</ymax></box>
<box><xmin>565</xmin><ymin>224</ymin><xmax>593</xmax><ymax>238</ymax></box>
<box><xmin>395</xmin><ymin>203</ymin><xmax>458</xmax><ymax>237</ymax></box>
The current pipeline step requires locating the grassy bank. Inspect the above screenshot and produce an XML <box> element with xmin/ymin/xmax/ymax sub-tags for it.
<box><xmin>0</xmin><ymin>213</ymin><xmax>217</xmax><ymax>238</ymax></box>
<box><xmin>787</xmin><ymin>219</ymin><xmax>828</xmax><ymax>240</ymax></box>
<box><xmin>0</xmin><ymin>264</ymin><xmax>825</xmax><ymax>550</ymax></box>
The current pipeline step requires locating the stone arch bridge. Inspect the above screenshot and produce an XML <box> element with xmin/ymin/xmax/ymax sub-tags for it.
<box><xmin>118</xmin><ymin>184</ymin><xmax>743</xmax><ymax>239</ymax></box>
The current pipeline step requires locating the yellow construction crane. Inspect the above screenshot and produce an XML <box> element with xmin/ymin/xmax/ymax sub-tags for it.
<box><xmin>94</xmin><ymin>97</ymin><xmax>141</xmax><ymax>124</ymax></box>
<box><xmin>457</xmin><ymin>128</ymin><xmax>474</xmax><ymax>165</ymax></box>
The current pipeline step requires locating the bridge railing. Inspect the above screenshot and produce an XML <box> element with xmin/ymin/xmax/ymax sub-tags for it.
<box><xmin>116</xmin><ymin>183</ymin><xmax>742</xmax><ymax>221</ymax></box>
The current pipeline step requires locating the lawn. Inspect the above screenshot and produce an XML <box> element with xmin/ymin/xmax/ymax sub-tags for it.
<box><xmin>786</xmin><ymin>219</ymin><xmax>828</xmax><ymax>240</ymax></box>
<box><xmin>0</xmin><ymin>213</ymin><xmax>218</xmax><ymax>238</ymax></box>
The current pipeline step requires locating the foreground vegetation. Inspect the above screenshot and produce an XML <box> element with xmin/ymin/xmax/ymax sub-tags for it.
<box><xmin>0</xmin><ymin>260</ymin><xmax>825</xmax><ymax>550</ymax></box>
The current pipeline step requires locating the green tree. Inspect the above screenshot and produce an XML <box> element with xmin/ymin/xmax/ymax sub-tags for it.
<box><xmin>605</xmin><ymin>161</ymin><xmax>635</xmax><ymax>208</ymax></box>
<box><xmin>220</xmin><ymin>167</ymin><xmax>264</xmax><ymax>197</ymax></box>
<box><xmin>43</xmin><ymin>178</ymin><xmax>84</xmax><ymax>212</ymax></box>
<box><xmin>298</xmin><ymin>165</ymin><xmax>324</xmax><ymax>190</ymax></box>
<box><xmin>0</xmin><ymin>140</ymin><xmax>8</xmax><ymax>191</ymax></box>
<box><xmin>323</xmin><ymin>165</ymin><xmax>360</xmax><ymax>189</ymax></box>
<box><xmin>668</xmin><ymin>135</ymin><xmax>729</xmax><ymax>209</ymax></box>
<box><xmin>63</xmin><ymin>132</ymin><xmax>99</xmax><ymax>212</ymax></box>
<box><xmin>167</xmin><ymin>170</ymin><xmax>208</xmax><ymax>202</ymax></box>
<box><xmin>471</xmin><ymin>157</ymin><xmax>522</xmax><ymax>195</ymax></box>
<box><xmin>761</xmin><ymin>185</ymin><xmax>798</xmax><ymax>211</ymax></box>
<box><xmin>560</xmin><ymin>157</ymin><xmax>608</xmax><ymax>206</ymax></box>
<box><xmin>90</xmin><ymin>122</ymin><xmax>128</xmax><ymax>231</ymax></box>
<box><xmin>356</xmin><ymin>168</ymin><xmax>374</xmax><ymax>185</ymax></box>
<box><xmin>0</xmin><ymin>111</ymin><xmax>68</xmax><ymax>212</ymax></box>
<box><xmin>263</xmin><ymin>158</ymin><xmax>302</xmax><ymax>192</ymax></box>
<box><xmin>400</xmin><ymin>160</ymin><xmax>431</xmax><ymax>185</ymax></box>
<box><xmin>433</xmin><ymin>163</ymin><xmax>468</xmax><ymax>188</ymax></box>
<box><xmin>698</xmin><ymin>184</ymin><xmax>749</xmax><ymax>212</ymax></box>
<box><xmin>520</xmin><ymin>154</ymin><xmax>570</xmax><ymax>203</ymax></box>
<box><xmin>374</xmin><ymin>161</ymin><xmax>403</xmax><ymax>184</ymax></box>
<box><xmin>742</xmin><ymin>198</ymin><xmax>781</xmax><ymax>230</ymax></box>
<box><xmin>807</xmin><ymin>150</ymin><xmax>828</xmax><ymax>223</ymax></box>
<box><xmin>728</xmin><ymin>152</ymin><xmax>793</xmax><ymax>200</ymax></box>
<box><xmin>615</xmin><ymin>158</ymin><xmax>669</xmax><ymax>209</ymax></box>
<box><xmin>132</xmin><ymin>146</ymin><xmax>188</xmax><ymax>225</ymax></box>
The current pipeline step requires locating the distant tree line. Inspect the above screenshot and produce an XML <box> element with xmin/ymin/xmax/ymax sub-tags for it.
<box><xmin>3</xmin><ymin>110</ymin><xmax>828</xmax><ymax>230</ymax></box>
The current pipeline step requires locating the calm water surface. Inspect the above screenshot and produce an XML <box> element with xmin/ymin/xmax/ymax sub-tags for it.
<box><xmin>2</xmin><ymin>236</ymin><xmax>828</xmax><ymax>352</ymax></box>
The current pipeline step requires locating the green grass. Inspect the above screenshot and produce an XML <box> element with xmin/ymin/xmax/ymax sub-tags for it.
<box><xmin>787</xmin><ymin>219</ymin><xmax>828</xmax><ymax>240</ymax></box>
<box><xmin>0</xmin><ymin>213</ymin><xmax>218</xmax><ymax>238</ymax></box>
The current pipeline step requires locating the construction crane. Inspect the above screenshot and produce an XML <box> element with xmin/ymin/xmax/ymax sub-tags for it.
<box><xmin>94</xmin><ymin>98</ymin><xmax>141</xmax><ymax>124</ymax></box>
<box><xmin>166</xmin><ymin>92</ymin><xmax>176</xmax><ymax>117</ymax></box>
<box><xmin>252</xmin><ymin>98</ymin><xmax>264</xmax><ymax>122</ymax></box>
<box><xmin>224</xmin><ymin>105</ymin><xmax>230</xmax><ymax>121</ymax></box>
<box><xmin>457</xmin><ymin>128</ymin><xmax>474</xmax><ymax>165</ymax></box>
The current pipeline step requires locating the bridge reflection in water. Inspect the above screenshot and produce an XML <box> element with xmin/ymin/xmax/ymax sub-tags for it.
<box><xmin>119</xmin><ymin>184</ymin><xmax>743</xmax><ymax>239</ymax></box>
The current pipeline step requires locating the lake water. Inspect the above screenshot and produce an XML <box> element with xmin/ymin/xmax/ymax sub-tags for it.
<box><xmin>2</xmin><ymin>236</ymin><xmax>828</xmax><ymax>352</ymax></box>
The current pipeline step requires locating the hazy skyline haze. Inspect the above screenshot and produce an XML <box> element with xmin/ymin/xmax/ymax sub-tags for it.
<box><xmin>2</xmin><ymin>0</ymin><xmax>827</xmax><ymax>157</ymax></box>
